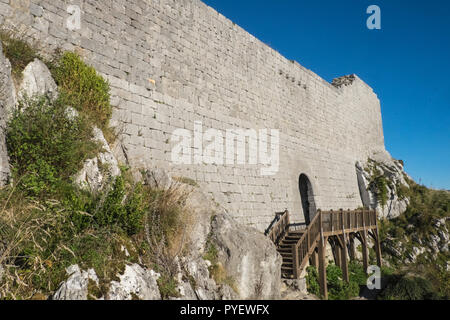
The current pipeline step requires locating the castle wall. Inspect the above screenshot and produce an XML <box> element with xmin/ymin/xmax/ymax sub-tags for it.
<box><xmin>0</xmin><ymin>0</ymin><xmax>386</xmax><ymax>230</ymax></box>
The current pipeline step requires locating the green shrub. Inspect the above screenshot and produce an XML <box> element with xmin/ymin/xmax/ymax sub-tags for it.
<box><xmin>326</xmin><ymin>263</ymin><xmax>347</xmax><ymax>300</ymax></box>
<box><xmin>157</xmin><ymin>274</ymin><xmax>180</xmax><ymax>299</ymax></box>
<box><xmin>51</xmin><ymin>51</ymin><xmax>111</xmax><ymax>131</ymax></box>
<box><xmin>94</xmin><ymin>175</ymin><xmax>147</xmax><ymax>235</ymax></box>
<box><xmin>6</xmin><ymin>97</ymin><xmax>99</xmax><ymax>198</ymax></box>
<box><xmin>306</xmin><ymin>262</ymin><xmax>367</xmax><ymax>300</ymax></box>
<box><xmin>369</xmin><ymin>169</ymin><xmax>389</xmax><ymax>207</ymax></box>
<box><xmin>305</xmin><ymin>266</ymin><xmax>320</xmax><ymax>296</ymax></box>
<box><xmin>379</xmin><ymin>274</ymin><xmax>438</xmax><ymax>300</ymax></box>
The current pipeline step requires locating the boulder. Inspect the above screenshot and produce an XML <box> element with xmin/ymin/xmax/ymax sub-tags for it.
<box><xmin>75</xmin><ymin>126</ymin><xmax>121</xmax><ymax>192</ymax></box>
<box><xmin>53</xmin><ymin>264</ymin><xmax>162</xmax><ymax>300</ymax></box>
<box><xmin>52</xmin><ymin>265</ymin><xmax>99</xmax><ymax>300</ymax></box>
<box><xmin>107</xmin><ymin>264</ymin><xmax>161</xmax><ymax>300</ymax></box>
<box><xmin>280</xmin><ymin>278</ymin><xmax>318</xmax><ymax>300</ymax></box>
<box><xmin>185</xmin><ymin>189</ymin><xmax>223</xmax><ymax>258</ymax></box>
<box><xmin>18</xmin><ymin>58</ymin><xmax>58</xmax><ymax>101</ymax></box>
<box><xmin>184</xmin><ymin>257</ymin><xmax>218</xmax><ymax>300</ymax></box>
<box><xmin>209</xmin><ymin>213</ymin><xmax>282</xmax><ymax>300</ymax></box>
<box><xmin>0</xmin><ymin>42</ymin><xmax>14</xmax><ymax>186</ymax></box>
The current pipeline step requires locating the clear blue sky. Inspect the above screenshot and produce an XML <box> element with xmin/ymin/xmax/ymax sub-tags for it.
<box><xmin>203</xmin><ymin>0</ymin><xmax>450</xmax><ymax>190</ymax></box>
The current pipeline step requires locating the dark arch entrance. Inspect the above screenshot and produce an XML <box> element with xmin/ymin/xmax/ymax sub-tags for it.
<box><xmin>299</xmin><ymin>174</ymin><xmax>316</xmax><ymax>225</ymax></box>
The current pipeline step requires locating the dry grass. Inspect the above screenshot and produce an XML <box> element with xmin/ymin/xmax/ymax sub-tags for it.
<box><xmin>0</xmin><ymin>26</ymin><xmax>41</xmax><ymax>84</ymax></box>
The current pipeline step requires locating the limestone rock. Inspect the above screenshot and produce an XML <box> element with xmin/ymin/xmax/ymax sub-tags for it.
<box><xmin>185</xmin><ymin>189</ymin><xmax>223</xmax><ymax>258</ymax></box>
<box><xmin>0</xmin><ymin>42</ymin><xmax>14</xmax><ymax>186</ymax></box>
<box><xmin>107</xmin><ymin>264</ymin><xmax>161</xmax><ymax>300</ymax></box>
<box><xmin>18</xmin><ymin>58</ymin><xmax>58</xmax><ymax>101</ymax></box>
<box><xmin>143</xmin><ymin>168</ymin><xmax>173</xmax><ymax>190</ymax></box>
<box><xmin>281</xmin><ymin>278</ymin><xmax>318</xmax><ymax>300</ymax></box>
<box><xmin>356</xmin><ymin>154</ymin><xmax>410</xmax><ymax>219</ymax></box>
<box><xmin>184</xmin><ymin>257</ymin><xmax>218</xmax><ymax>300</ymax></box>
<box><xmin>210</xmin><ymin>213</ymin><xmax>282</xmax><ymax>300</ymax></box>
<box><xmin>75</xmin><ymin>126</ymin><xmax>121</xmax><ymax>192</ymax></box>
<box><xmin>52</xmin><ymin>265</ymin><xmax>99</xmax><ymax>300</ymax></box>
<box><xmin>174</xmin><ymin>281</ymin><xmax>198</xmax><ymax>300</ymax></box>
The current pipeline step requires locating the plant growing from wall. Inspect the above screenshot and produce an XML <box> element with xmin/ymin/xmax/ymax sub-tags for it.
<box><xmin>51</xmin><ymin>51</ymin><xmax>112</xmax><ymax>133</ymax></box>
<box><xmin>368</xmin><ymin>167</ymin><xmax>389</xmax><ymax>208</ymax></box>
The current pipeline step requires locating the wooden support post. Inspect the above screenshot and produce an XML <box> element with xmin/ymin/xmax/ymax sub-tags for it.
<box><xmin>292</xmin><ymin>244</ymin><xmax>299</xmax><ymax>279</ymax></box>
<box><xmin>318</xmin><ymin>236</ymin><xmax>328</xmax><ymax>300</ymax></box>
<box><xmin>310</xmin><ymin>249</ymin><xmax>319</xmax><ymax>268</ymax></box>
<box><xmin>318</xmin><ymin>212</ymin><xmax>328</xmax><ymax>300</ymax></box>
<box><xmin>373</xmin><ymin>229</ymin><xmax>382</xmax><ymax>268</ymax></box>
<box><xmin>339</xmin><ymin>235</ymin><xmax>349</xmax><ymax>282</ymax></box>
<box><xmin>373</xmin><ymin>210</ymin><xmax>383</xmax><ymax>269</ymax></box>
<box><xmin>360</xmin><ymin>230</ymin><xmax>369</xmax><ymax>274</ymax></box>
<box><xmin>349</xmin><ymin>234</ymin><xmax>356</xmax><ymax>261</ymax></box>
<box><xmin>339</xmin><ymin>210</ymin><xmax>349</xmax><ymax>282</ymax></box>
<box><xmin>333</xmin><ymin>238</ymin><xmax>341</xmax><ymax>267</ymax></box>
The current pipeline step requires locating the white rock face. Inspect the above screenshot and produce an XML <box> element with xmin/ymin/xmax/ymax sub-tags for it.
<box><xmin>210</xmin><ymin>213</ymin><xmax>282</xmax><ymax>300</ymax></box>
<box><xmin>53</xmin><ymin>265</ymin><xmax>99</xmax><ymax>300</ymax></box>
<box><xmin>356</xmin><ymin>153</ymin><xmax>410</xmax><ymax>219</ymax></box>
<box><xmin>174</xmin><ymin>281</ymin><xmax>198</xmax><ymax>300</ymax></box>
<box><xmin>53</xmin><ymin>264</ymin><xmax>162</xmax><ymax>300</ymax></box>
<box><xmin>18</xmin><ymin>58</ymin><xmax>58</xmax><ymax>101</ymax></box>
<box><xmin>75</xmin><ymin>126</ymin><xmax>121</xmax><ymax>192</ymax></box>
<box><xmin>186</xmin><ymin>189</ymin><xmax>223</xmax><ymax>258</ymax></box>
<box><xmin>184</xmin><ymin>257</ymin><xmax>219</xmax><ymax>300</ymax></box>
<box><xmin>107</xmin><ymin>264</ymin><xmax>161</xmax><ymax>300</ymax></box>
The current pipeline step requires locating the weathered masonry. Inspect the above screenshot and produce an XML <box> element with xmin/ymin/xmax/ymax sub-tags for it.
<box><xmin>0</xmin><ymin>0</ymin><xmax>386</xmax><ymax>231</ymax></box>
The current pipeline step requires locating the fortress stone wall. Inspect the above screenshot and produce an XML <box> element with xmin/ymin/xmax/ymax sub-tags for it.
<box><xmin>0</xmin><ymin>0</ymin><xmax>386</xmax><ymax>231</ymax></box>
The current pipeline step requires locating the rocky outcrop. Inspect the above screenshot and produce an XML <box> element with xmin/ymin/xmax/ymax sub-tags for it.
<box><xmin>356</xmin><ymin>151</ymin><xmax>410</xmax><ymax>219</ymax></box>
<box><xmin>280</xmin><ymin>278</ymin><xmax>319</xmax><ymax>300</ymax></box>
<box><xmin>18</xmin><ymin>58</ymin><xmax>58</xmax><ymax>101</ymax></box>
<box><xmin>382</xmin><ymin>216</ymin><xmax>449</xmax><ymax>264</ymax></box>
<box><xmin>209</xmin><ymin>213</ymin><xmax>282</xmax><ymax>300</ymax></box>
<box><xmin>74</xmin><ymin>126</ymin><xmax>121</xmax><ymax>192</ymax></box>
<box><xmin>107</xmin><ymin>264</ymin><xmax>161</xmax><ymax>300</ymax></box>
<box><xmin>0</xmin><ymin>42</ymin><xmax>14</xmax><ymax>186</ymax></box>
<box><xmin>53</xmin><ymin>264</ymin><xmax>162</xmax><ymax>300</ymax></box>
<box><xmin>52</xmin><ymin>265</ymin><xmax>99</xmax><ymax>300</ymax></box>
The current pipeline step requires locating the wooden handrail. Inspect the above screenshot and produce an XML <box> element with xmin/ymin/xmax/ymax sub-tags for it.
<box><xmin>266</xmin><ymin>210</ymin><xmax>290</xmax><ymax>245</ymax></box>
<box><xmin>291</xmin><ymin>208</ymin><xmax>377</xmax><ymax>278</ymax></box>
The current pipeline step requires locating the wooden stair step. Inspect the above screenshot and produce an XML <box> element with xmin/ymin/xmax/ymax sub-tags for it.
<box><xmin>277</xmin><ymin>245</ymin><xmax>292</xmax><ymax>250</ymax></box>
<box><xmin>287</xmin><ymin>231</ymin><xmax>305</xmax><ymax>236</ymax></box>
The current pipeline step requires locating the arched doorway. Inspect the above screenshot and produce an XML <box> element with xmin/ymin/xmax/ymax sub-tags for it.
<box><xmin>299</xmin><ymin>174</ymin><xmax>316</xmax><ymax>225</ymax></box>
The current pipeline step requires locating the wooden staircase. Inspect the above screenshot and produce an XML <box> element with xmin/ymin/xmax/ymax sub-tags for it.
<box><xmin>278</xmin><ymin>230</ymin><xmax>305</xmax><ymax>278</ymax></box>
<box><xmin>266</xmin><ymin>208</ymin><xmax>382</xmax><ymax>299</ymax></box>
